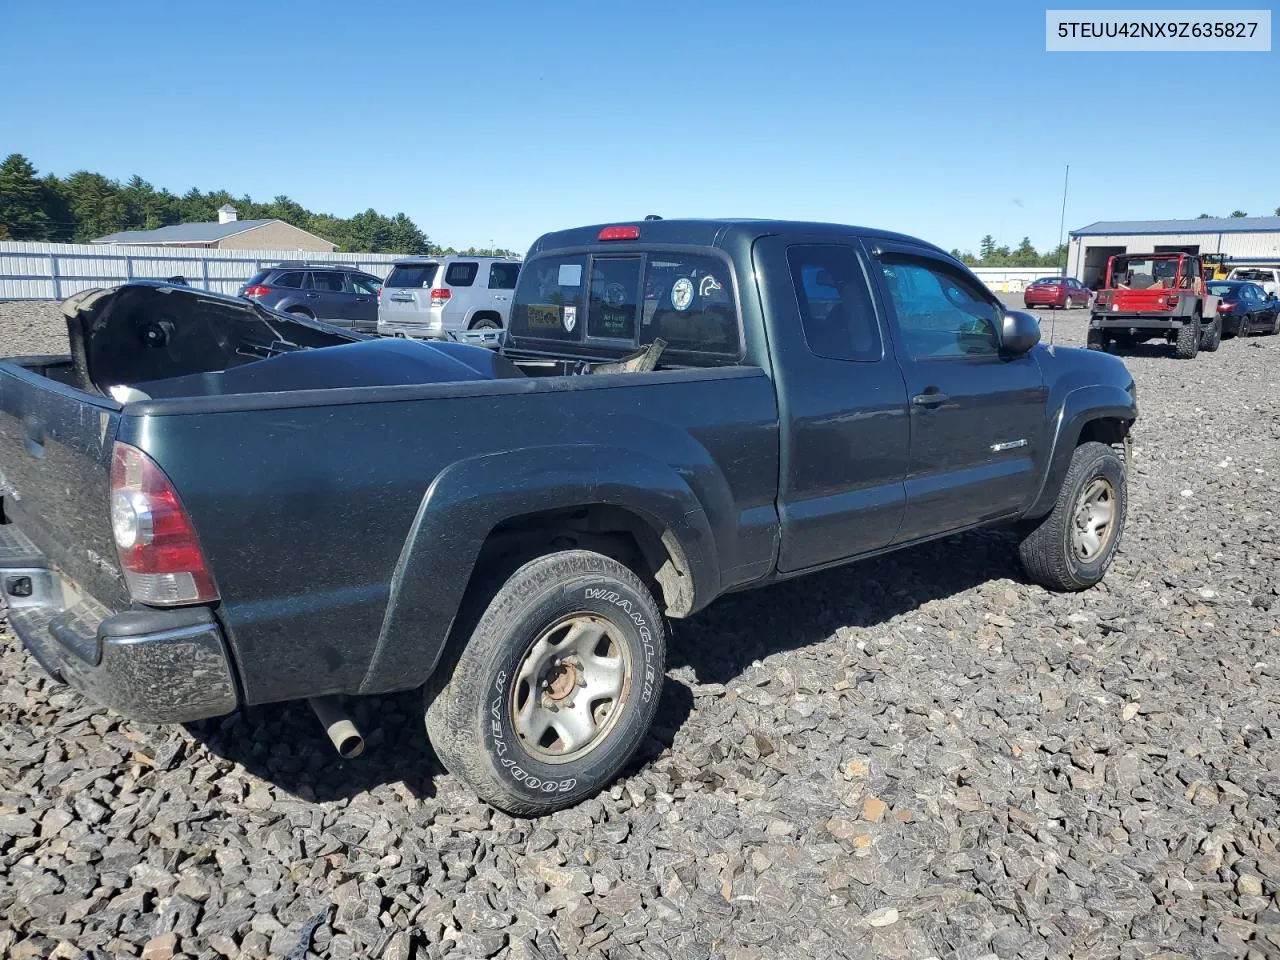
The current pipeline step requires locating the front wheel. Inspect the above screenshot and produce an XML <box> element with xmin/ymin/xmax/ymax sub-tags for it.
<box><xmin>1201</xmin><ymin>315</ymin><xmax>1221</xmax><ymax>352</ymax></box>
<box><xmin>1018</xmin><ymin>440</ymin><xmax>1127</xmax><ymax>591</ymax></box>
<box><xmin>425</xmin><ymin>550</ymin><xmax>666</xmax><ymax>815</ymax></box>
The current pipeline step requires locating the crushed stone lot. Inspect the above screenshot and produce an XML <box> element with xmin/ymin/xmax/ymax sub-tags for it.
<box><xmin>1</xmin><ymin>295</ymin><xmax>1278</xmax><ymax>960</ymax></box>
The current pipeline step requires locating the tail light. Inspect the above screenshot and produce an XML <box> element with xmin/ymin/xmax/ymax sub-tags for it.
<box><xmin>429</xmin><ymin>288</ymin><xmax>451</xmax><ymax>306</ymax></box>
<box><xmin>1164</xmin><ymin>295</ymin><xmax>1180</xmax><ymax>308</ymax></box>
<box><xmin>243</xmin><ymin>284</ymin><xmax>271</xmax><ymax>298</ymax></box>
<box><xmin>110</xmin><ymin>443</ymin><xmax>218</xmax><ymax>605</ymax></box>
<box><xmin>1217</xmin><ymin>301</ymin><xmax>1234</xmax><ymax>312</ymax></box>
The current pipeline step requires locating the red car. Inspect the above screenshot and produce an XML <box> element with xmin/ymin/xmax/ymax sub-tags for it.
<box><xmin>1024</xmin><ymin>276</ymin><xmax>1092</xmax><ymax>309</ymax></box>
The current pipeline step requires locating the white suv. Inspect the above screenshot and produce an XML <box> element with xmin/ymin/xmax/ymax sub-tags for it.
<box><xmin>377</xmin><ymin>256</ymin><xmax>521</xmax><ymax>345</ymax></box>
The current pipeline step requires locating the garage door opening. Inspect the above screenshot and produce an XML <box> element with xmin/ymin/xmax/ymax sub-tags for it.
<box><xmin>1083</xmin><ymin>245</ymin><xmax>1125</xmax><ymax>289</ymax></box>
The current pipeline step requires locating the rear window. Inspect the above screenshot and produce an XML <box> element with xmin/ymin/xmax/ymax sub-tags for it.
<box><xmin>509</xmin><ymin>256</ymin><xmax>588</xmax><ymax>341</ymax></box>
<box><xmin>1031</xmin><ymin>277</ymin><xmax>1060</xmax><ymax>285</ymax></box>
<box><xmin>588</xmin><ymin>257</ymin><xmax>641</xmax><ymax>340</ymax></box>
<box><xmin>445</xmin><ymin>262</ymin><xmax>478</xmax><ymax>287</ymax></box>
<box><xmin>488</xmin><ymin>262</ymin><xmax>519</xmax><ymax>289</ymax></box>
<box><xmin>1232</xmin><ymin>269</ymin><xmax>1273</xmax><ymax>282</ymax></box>
<box><xmin>385</xmin><ymin>263</ymin><xmax>439</xmax><ymax>288</ymax></box>
<box><xmin>246</xmin><ymin>269</ymin><xmax>270</xmax><ymax>286</ymax></box>
<box><xmin>639</xmin><ymin>254</ymin><xmax>739</xmax><ymax>355</ymax></box>
<box><xmin>273</xmin><ymin>271</ymin><xmax>305</xmax><ymax>289</ymax></box>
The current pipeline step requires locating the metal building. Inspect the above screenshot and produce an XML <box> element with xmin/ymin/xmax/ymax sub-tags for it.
<box><xmin>1067</xmin><ymin>217</ymin><xmax>1280</xmax><ymax>287</ymax></box>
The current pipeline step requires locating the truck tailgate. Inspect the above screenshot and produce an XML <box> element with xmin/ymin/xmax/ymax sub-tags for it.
<box><xmin>0</xmin><ymin>358</ymin><xmax>130</xmax><ymax>610</ymax></box>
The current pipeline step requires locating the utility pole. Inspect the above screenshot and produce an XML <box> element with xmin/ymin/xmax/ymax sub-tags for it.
<box><xmin>1057</xmin><ymin>164</ymin><xmax>1070</xmax><ymax>276</ymax></box>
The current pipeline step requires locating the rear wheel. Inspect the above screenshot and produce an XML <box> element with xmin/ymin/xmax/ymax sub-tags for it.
<box><xmin>1174</xmin><ymin>316</ymin><xmax>1201</xmax><ymax>359</ymax></box>
<box><xmin>1086</xmin><ymin>327</ymin><xmax>1106</xmax><ymax>351</ymax></box>
<box><xmin>425</xmin><ymin>550</ymin><xmax>666</xmax><ymax>815</ymax></box>
<box><xmin>470</xmin><ymin>317</ymin><xmax>502</xmax><ymax>331</ymax></box>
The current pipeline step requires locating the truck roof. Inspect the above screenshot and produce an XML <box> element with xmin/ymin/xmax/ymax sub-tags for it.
<box><xmin>527</xmin><ymin>219</ymin><xmax>953</xmax><ymax>259</ymax></box>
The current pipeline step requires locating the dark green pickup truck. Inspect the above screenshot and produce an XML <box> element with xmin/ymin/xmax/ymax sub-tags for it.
<box><xmin>0</xmin><ymin>219</ymin><xmax>1137</xmax><ymax>813</ymax></box>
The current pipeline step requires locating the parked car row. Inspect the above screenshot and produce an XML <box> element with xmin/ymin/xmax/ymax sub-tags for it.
<box><xmin>236</xmin><ymin>257</ymin><xmax>523</xmax><ymax>344</ymax></box>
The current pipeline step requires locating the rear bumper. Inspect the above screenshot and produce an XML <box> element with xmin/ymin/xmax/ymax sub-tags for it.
<box><xmin>1089</xmin><ymin>313</ymin><xmax>1191</xmax><ymax>330</ymax></box>
<box><xmin>1</xmin><ymin>524</ymin><xmax>238</xmax><ymax>723</ymax></box>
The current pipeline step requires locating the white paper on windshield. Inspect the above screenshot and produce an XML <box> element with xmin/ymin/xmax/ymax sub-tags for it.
<box><xmin>558</xmin><ymin>264</ymin><xmax>582</xmax><ymax>287</ymax></box>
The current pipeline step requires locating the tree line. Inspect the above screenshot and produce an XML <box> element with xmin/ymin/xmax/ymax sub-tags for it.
<box><xmin>949</xmin><ymin>236</ymin><xmax>1068</xmax><ymax>268</ymax></box>
<box><xmin>0</xmin><ymin>154</ymin><xmax>518</xmax><ymax>257</ymax></box>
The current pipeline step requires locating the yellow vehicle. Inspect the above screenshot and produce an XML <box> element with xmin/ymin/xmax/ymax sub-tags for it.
<box><xmin>1201</xmin><ymin>254</ymin><xmax>1229</xmax><ymax>280</ymax></box>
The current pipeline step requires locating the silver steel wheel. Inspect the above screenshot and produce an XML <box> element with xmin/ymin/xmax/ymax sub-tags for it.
<box><xmin>1072</xmin><ymin>477</ymin><xmax>1117</xmax><ymax>562</ymax></box>
<box><xmin>510</xmin><ymin>614</ymin><xmax>631</xmax><ymax>764</ymax></box>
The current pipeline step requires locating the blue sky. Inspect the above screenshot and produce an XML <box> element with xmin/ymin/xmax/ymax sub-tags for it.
<box><xmin>2</xmin><ymin>1</ymin><xmax>1276</xmax><ymax>253</ymax></box>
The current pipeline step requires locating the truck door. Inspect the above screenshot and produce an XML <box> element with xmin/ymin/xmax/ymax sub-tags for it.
<box><xmin>753</xmin><ymin>236</ymin><xmax>910</xmax><ymax>572</ymax></box>
<box><xmin>865</xmin><ymin>242</ymin><xmax>1047</xmax><ymax>542</ymax></box>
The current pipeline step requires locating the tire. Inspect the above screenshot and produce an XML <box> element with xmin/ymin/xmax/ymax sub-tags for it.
<box><xmin>1065</xmin><ymin>296</ymin><xmax>1076</xmax><ymax>310</ymax></box>
<box><xmin>470</xmin><ymin>317</ymin><xmax>502</xmax><ymax>331</ymax></box>
<box><xmin>1174</xmin><ymin>315</ymin><xmax>1200</xmax><ymax>359</ymax></box>
<box><xmin>1201</xmin><ymin>315</ymin><xmax>1221</xmax><ymax>352</ymax></box>
<box><xmin>1271</xmin><ymin>312</ymin><xmax>1280</xmax><ymax>336</ymax></box>
<box><xmin>1018</xmin><ymin>440</ymin><xmax>1126</xmax><ymax>592</ymax></box>
<box><xmin>1086</xmin><ymin>327</ymin><xmax>1106</xmax><ymax>351</ymax></box>
<box><xmin>425</xmin><ymin>550</ymin><xmax>666</xmax><ymax>815</ymax></box>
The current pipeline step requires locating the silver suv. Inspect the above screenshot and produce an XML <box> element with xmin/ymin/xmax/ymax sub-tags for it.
<box><xmin>377</xmin><ymin>256</ymin><xmax>520</xmax><ymax>344</ymax></box>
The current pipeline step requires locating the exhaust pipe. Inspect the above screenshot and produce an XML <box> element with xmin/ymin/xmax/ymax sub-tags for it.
<box><xmin>308</xmin><ymin>695</ymin><xmax>365</xmax><ymax>759</ymax></box>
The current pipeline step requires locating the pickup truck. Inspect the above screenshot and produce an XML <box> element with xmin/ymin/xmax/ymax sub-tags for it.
<box><xmin>0</xmin><ymin>220</ymin><xmax>1138</xmax><ymax>814</ymax></box>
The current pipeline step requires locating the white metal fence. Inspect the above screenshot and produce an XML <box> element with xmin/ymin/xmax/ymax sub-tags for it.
<box><xmin>0</xmin><ymin>241</ymin><xmax>407</xmax><ymax>300</ymax></box>
<box><xmin>970</xmin><ymin>267</ymin><xmax>1063</xmax><ymax>293</ymax></box>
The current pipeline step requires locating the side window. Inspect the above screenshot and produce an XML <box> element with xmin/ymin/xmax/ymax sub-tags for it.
<box><xmin>880</xmin><ymin>256</ymin><xmax>1000</xmax><ymax>359</ymax></box>
<box><xmin>309</xmin><ymin>272</ymin><xmax>346</xmax><ymax>293</ymax></box>
<box><xmin>640</xmin><ymin>253</ymin><xmax>740</xmax><ymax>356</ymax></box>
<box><xmin>508</xmin><ymin>255</ymin><xmax>588</xmax><ymax>341</ymax></box>
<box><xmin>445</xmin><ymin>262</ymin><xmax>478</xmax><ymax>287</ymax></box>
<box><xmin>274</xmin><ymin>271</ymin><xmax>305</xmax><ymax>289</ymax></box>
<box><xmin>1243</xmin><ymin>285</ymin><xmax>1260</xmax><ymax>301</ymax></box>
<box><xmin>786</xmin><ymin>244</ymin><xmax>882</xmax><ymax>362</ymax></box>
<box><xmin>347</xmin><ymin>274</ymin><xmax>380</xmax><ymax>295</ymax></box>
<box><xmin>488</xmin><ymin>262</ymin><xmax>519</xmax><ymax>290</ymax></box>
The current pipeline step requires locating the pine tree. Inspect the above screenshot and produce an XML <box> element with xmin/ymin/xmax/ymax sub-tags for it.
<box><xmin>0</xmin><ymin>154</ymin><xmax>51</xmax><ymax>239</ymax></box>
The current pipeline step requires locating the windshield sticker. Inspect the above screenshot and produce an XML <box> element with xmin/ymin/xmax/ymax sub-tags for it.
<box><xmin>698</xmin><ymin>274</ymin><xmax>723</xmax><ymax>298</ymax></box>
<box><xmin>671</xmin><ymin>277</ymin><xmax>695</xmax><ymax>312</ymax></box>
<box><xmin>526</xmin><ymin>304</ymin><xmax>561</xmax><ymax>331</ymax></box>
<box><xmin>558</xmin><ymin>264</ymin><xmax>583</xmax><ymax>287</ymax></box>
<box><xmin>563</xmin><ymin>305</ymin><xmax>577</xmax><ymax>332</ymax></box>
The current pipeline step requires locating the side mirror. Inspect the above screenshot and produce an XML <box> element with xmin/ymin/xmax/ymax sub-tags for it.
<box><xmin>1000</xmin><ymin>310</ymin><xmax>1041</xmax><ymax>355</ymax></box>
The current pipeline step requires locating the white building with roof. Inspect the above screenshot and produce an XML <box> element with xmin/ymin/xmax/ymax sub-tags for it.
<box><xmin>1067</xmin><ymin>216</ymin><xmax>1280</xmax><ymax>287</ymax></box>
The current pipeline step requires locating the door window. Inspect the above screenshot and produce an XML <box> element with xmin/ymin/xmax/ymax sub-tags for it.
<box><xmin>879</xmin><ymin>256</ymin><xmax>1001</xmax><ymax>359</ymax></box>
<box><xmin>786</xmin><ymin>244</ymin><xmax>882</xmax><ymax>361</ymax></box>
<box><xmin>445</xmin><ymin>262</ymin><xmax>478</xmax><ymax>287</ymax></box>
<box><xmin>347</xmin><ymin>274</ymin><xmax>380</xmax><ymax>295</ymax></box>
<box><xmin>309</xmin><ymin>272</ymin><xmax>346</xmax><ymax>293</ymax></box>
<box><xmin>488</xmin><ymin>263</ymin><xmax>519</xmax><ymax>289</ymax></box>
<box><xmin>587</xmin><ymin>257</ymin><xmax>641</xmax><ymax>340</ymax></box>
<box><xmin>273</xmin><ymin>271</ymin><xmax>305</xmax><ymax>289</ymax></box>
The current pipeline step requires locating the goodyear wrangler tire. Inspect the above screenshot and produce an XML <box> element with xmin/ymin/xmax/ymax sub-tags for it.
<box><xmin>425</xmin><ymin>550</ymin><xmax>665</xmax><ymax>815</ymax></box>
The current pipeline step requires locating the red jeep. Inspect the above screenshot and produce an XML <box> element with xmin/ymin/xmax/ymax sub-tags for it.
<box><xmin>1088</xmin><ymin>252</ymin><xmax>1221</xmax><ymax>359</ymax></box>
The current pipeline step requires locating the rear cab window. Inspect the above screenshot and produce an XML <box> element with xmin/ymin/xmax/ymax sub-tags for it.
<box><xmin>508</xmin><ymin>249</ymin><xmax>741</xmax><ymax>362</ymax></box>
<box><xmin>386</xmin><ymin>263</ymin><xmax>439</xmax><ymax>288</ymax></box>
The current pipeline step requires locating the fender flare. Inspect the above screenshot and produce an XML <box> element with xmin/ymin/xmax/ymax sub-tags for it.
<box><xmin>358</xmin><ymin>445</ymin><xmax>720</xmax><ymax>694</ymax></box>
<box><xmin>1025</xmin><ymin>383</ymin><xmax>1136</xmax><ymax>519</ymax></box>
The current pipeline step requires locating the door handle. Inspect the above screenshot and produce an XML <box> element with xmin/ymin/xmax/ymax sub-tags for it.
<box><xmin>305</xmin><ymin>293</ymin><xmax>320</xmax><ymax>299</ymax></box>
<box><xmin>355</xmin><ymin>297</ymin><xmax>369</xmax><ymax>302</ymax></box>
<box><xmin>911</xmin><ymin>391</ymin><xmax>950</xmax><ymax>408</ymax></box>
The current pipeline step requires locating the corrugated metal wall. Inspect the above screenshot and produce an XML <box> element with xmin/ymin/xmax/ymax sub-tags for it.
<box><xmin>1068</xmin><ymin>231</ymin><xmax>1280</xmax><ymax>279</ymax></box>
<box><xmin>0</xmin><ymin>242</ymin><xmax>410</xmax><ymax>300</ymax></box>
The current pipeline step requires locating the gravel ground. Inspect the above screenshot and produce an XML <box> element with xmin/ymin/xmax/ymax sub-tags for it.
<box><xmin>1</xmin><ymin>296</ymin><xmax>1278</xmax><ymax>960</ymax></box>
